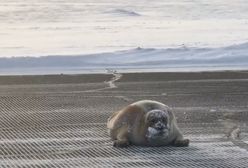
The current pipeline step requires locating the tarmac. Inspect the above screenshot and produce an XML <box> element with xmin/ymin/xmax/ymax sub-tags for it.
<box><xmin>0</xmin><ymin>71</ymin><xmax>248</xmax><ymax>167</ymax></box>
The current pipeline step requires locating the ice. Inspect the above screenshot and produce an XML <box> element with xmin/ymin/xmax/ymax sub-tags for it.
<box><xmin>1</xmin><ymin>0</ymin><xmax>248</xmax><ymax>58</ymax></box>
<box><xmin>0</xmin><ymin>0</ymin><xmax>248</xmax><ymax>74</ymax></box>
<box><xmin>0</xmin><ymin>42</ymin><xmax>248</xmax><ymax>75</ymax></box>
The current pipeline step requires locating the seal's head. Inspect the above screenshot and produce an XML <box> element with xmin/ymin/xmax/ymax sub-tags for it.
<box><xmin>145</xmin><ymin>109</ymin><xmax>170</xmax><ymax>140</ymax></box>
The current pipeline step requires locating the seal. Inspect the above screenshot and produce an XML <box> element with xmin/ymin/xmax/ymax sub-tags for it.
<box><xmin>107</xmin><ymin>100</ymin><xmax>189</xmax><ymax>147</ymax></box>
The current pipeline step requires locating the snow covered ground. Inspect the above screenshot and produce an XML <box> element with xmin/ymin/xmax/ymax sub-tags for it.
<box><xmin>0</xmin><ymin>0</ymin><xmax>248</xmax><ymax>74</ymax></box>
<box><xmin>1</xmin><ymin>43</ymin><xmax>248</xmax><ymax>75</ymax></box>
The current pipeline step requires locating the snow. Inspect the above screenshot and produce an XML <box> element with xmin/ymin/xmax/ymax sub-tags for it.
<box><xmin>0</xmin><ymin>42</ymin><xmax>248</xmax><ymax>75</ymax></box>
<box><xmin>146</xmin><ymin>127</ymin><xmax>160</xmax><ymax>139</ymax></box>
<box><xmin>0</xmin><ymin>0</ymin><xmax>248</xmax><ymax>74</ymax></box>
<box><xmin>146</xmin><ymin>127</ymin><xmax>169</xmax><ymax>141</ymax></box>
<box><xmin>1</xmin><ymin>0</ymin><xmax>248</xmax><ymax>58</ymax></box>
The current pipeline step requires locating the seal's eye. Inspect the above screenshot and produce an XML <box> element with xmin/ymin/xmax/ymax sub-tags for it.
<box><xmin>150</xmin><ymin>118</ymin><xmax>156</xmax><ymax>123</ymax></box>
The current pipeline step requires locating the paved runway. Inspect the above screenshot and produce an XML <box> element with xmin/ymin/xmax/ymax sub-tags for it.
<box><xmin>0</xmin><ymin>71</ymin><xmax>248</xmax><ymax>167</ymax></box>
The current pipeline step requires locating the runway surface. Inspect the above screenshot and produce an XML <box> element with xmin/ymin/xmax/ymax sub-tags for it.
<box><xmin>0</xmin><ymin>71</ymin><xmax>248</xmax><ymax>167</ymax></box>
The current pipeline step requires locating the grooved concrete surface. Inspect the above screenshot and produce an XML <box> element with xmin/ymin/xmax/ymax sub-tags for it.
<box><xmin>0</xmin><ymin>72</ymin><xmax>248</xmax><ymax>168</ymax></box>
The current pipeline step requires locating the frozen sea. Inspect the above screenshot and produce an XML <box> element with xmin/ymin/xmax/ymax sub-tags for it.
<box><xmin>0</xmin><ymin>0</ymin><xmax>248</xmax><ymax>74</ymax></box>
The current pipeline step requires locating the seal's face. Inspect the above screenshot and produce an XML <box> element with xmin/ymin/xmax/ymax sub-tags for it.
<box><xmin>145</xmin><ymin>110</ymin><xmax>170</xmax><ymax>141</ymax></box>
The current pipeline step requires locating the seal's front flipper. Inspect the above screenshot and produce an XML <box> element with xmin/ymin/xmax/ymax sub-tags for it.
<box><xmin>173</xmin><ymin>139</ymin><xmax>190</xmax><ymax>147</ymax></box>
<box><xmin>113</xmin><ymin>139</ymin><xmax>130</xmax><ymax>148</ymax></box>
<box><xmin>113</xmin><ymin>125</ymin><xmax>130</xmax><ymax>148</ymax></box>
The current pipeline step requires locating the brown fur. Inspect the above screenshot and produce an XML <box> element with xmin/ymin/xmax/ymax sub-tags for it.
<box><xmin>107</xmin><ymin>100</ymin><xmax>189</xmax><ymax>147</ymax></box>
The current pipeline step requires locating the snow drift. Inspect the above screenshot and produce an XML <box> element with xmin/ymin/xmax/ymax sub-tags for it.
<box><xmin>0</xmin><ymin>43</ymin><xmax>248</xmax><ymax>75</ymax></box>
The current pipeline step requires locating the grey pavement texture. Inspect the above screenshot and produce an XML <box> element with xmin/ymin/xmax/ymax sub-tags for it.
<box><xmin>0</xmin><ymin>71</ymin><xmax>248</xmax><ymax>167</ymax></box>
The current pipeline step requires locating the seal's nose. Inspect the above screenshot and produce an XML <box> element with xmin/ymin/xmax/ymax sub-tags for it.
<box><xmin>155</xmin><ymin>122</ymin><xmax>165</xmax><ymax>130</ymax></box>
